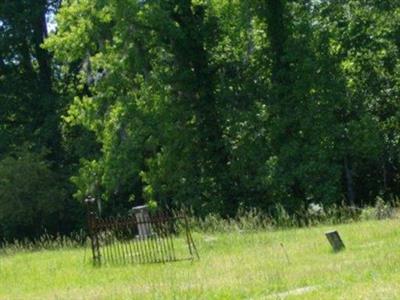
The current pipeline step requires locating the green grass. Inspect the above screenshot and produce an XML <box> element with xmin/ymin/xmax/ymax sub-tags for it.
<box><xmin>1</xmin><ymin>218</ymin><xmax>400</xmax><ymax>299</ymax></box>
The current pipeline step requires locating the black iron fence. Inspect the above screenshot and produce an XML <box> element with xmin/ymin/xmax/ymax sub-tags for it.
<box><xmin>85</xmin><ymin>201</ymin><xmax>198</xmax><ymax>266</ymax></box>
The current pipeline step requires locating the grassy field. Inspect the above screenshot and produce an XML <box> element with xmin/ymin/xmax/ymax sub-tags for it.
<box><xmin>1</xmin><ymin>218</ymin><xmax>400</xmax><ymax>299</ymax></box>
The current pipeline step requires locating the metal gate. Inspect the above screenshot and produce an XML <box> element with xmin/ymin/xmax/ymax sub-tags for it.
<box><xmin>85</xmin><ymin>200</ymin><xmax>199</xmax><ymax>266</ymax></box>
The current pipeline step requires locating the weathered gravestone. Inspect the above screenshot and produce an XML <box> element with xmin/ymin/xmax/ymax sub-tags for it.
<box><xmin>325</xmin><ymin>230</ymin><xmax>345</xmax><ymax>252</ymax></box>
<box><xmin>132</xmin><ymin>205</ymin><xmax>153</xmax><ymax>238</ymax></box>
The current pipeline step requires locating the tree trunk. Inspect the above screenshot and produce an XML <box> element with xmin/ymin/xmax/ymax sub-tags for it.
<box><xmin>383</xmin><ymin>160</ymin><xmax>388</xmax><ymax>192</ymax></box>
<box><xmin>33</xmin><ymin>1</ymin><xmax>52</xmax><ymax>92</ymax></box>
<box><xmin>344</xmin><ymin>156</ymin><xmax>356</xmax><ymax>207</ymax></box>
<box><xmin>264</xmin><ymin>0</ymin><xmax>289</xmax><ymax>86</ymax></box>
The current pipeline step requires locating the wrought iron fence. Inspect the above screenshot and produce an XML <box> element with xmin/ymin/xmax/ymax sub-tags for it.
<box><xmin>85</xmin><ymin>200</ymin><xmax>198</xmax><ymax>266</ymax></box>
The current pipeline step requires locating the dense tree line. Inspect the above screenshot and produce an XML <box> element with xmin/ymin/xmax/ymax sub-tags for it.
<box><xmin>1</xmin><ymin>0</ymin><xmax>400</xmax><ymax>240</ymax></box>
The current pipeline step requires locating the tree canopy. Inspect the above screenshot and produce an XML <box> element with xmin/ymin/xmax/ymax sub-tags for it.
<box><xmin>1</xmin><ymin>0</ymin><xmax>400</xmax><ymax>240</ymax></box>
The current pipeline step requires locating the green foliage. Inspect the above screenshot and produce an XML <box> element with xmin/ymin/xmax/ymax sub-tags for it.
<box><xmin>2</xmin><ymin>0</ymin><xmax>400</xmax><ymax>241</ymax></box>
<box><xmin>0</xmin><ymin>0</ymin><xmax>60</xmax><ymax>156</ymax></box>
<box><xmin>44</xmin><ymin>0</ymin><xmax>400</xmax><ymax>215</ymax></box>
<box><xmin>0</xmin><ymin>149</ymin><xmax>81</xmax><ymax>241</ymax></box>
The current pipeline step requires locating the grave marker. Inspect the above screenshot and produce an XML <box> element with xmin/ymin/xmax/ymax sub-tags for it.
<box><xmin>325</xmin><ymin>230</ymin><xmax>345</xmax><ymax>252</ymax></box>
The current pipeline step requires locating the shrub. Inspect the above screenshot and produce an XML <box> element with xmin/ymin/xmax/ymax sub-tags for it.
<box><xmin>0</xmin><ymin>149</ymin><xmax>81</xmax><ymax>241</ymax></box>
<box><xmin>360</xmin><ymin>196</ymin><xmax>395</xmax><ymax>221</ymax></box>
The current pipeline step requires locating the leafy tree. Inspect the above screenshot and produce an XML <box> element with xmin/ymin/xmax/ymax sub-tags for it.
<box><xmin>0</xmin><ymin>0</ymin><xmax>61</xmax><ymax>156</ymax></box>
<box><xmin>43</xmin><ymin>0</ymin><xmax>400</xmax><ymax>221</ymax></box>
<box><xmin>0</xmin><ymin>0</ymin><xmax>86</xmax><ymax>240</ymax></box>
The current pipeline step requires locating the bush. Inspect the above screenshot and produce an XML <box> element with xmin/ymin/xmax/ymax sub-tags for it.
<box><xmin>0</xmin><ymin>149</ymin><xmax>82</xmax><ymax>241</ymax></box>
<box><xmin>360</xmin><ymin>196</ymin><xmax>395</xmax><ymax>221</ymax></box>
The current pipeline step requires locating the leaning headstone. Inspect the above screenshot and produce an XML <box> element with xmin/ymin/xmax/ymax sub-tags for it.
<box><xmin>325</xmin><ymin>230</ymin><xmax>345</xmax><ymax>252</ymax></box>
<box><xmin>132</xmin><ymin>205</ymin><xmax>152</xmax><ymax>238</ymax></box>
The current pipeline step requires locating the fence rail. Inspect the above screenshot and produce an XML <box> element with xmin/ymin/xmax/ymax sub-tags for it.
<box><xmin>85</xmin><ymin>202</ymin><xmax>198</xmax><ymax>266</ymax></box>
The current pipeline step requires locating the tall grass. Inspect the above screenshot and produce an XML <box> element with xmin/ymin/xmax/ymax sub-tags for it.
<box><xmin>1</xmin><ymin>199</ymin><xmax>398</xmax><ymax>254</ymax></box>
<box><xmin>187</xmin><ymin>200</ymin><xmax>398</xmax><ymax>234</ymax></box>
<box><xmin>0</xmin><ymin>231</ymin><xmax>87</xmax><ymax>256</ymax></box>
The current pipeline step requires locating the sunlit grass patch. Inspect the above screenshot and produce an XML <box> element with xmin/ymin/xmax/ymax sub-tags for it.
<box><xmin>1</xmin><ymin>218</ymin><xmax>400</xmax><ymax>299</ymax></box>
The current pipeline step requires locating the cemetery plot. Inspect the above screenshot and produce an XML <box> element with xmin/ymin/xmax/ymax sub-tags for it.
<box><xmin>86</xmin><ymin>204</ymin><xmax>198</xmax><ymax>266</ymax></box>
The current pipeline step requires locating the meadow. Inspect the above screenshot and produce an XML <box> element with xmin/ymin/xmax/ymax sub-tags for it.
<box><xmin>1</xmin><ymin>217</ymin><xmax>400</xmax><ymax>299</ymax></box>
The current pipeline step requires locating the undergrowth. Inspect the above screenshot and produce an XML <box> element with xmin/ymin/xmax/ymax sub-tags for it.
<box><xmin>1</xmin><ymin>197</ymin><xmax>398</xmax><ymax>254</ymax></box>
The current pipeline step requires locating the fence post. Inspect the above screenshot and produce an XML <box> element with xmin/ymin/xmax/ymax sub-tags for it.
<box><xmin>183</xmin><ymin>213</ymin><xmax>199</xmax><ymax>260</ymax></box>
<box><xmin>85</xmin><ymin>196</ymin><xmax>101</xmax><ymax>266</ymax></box>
